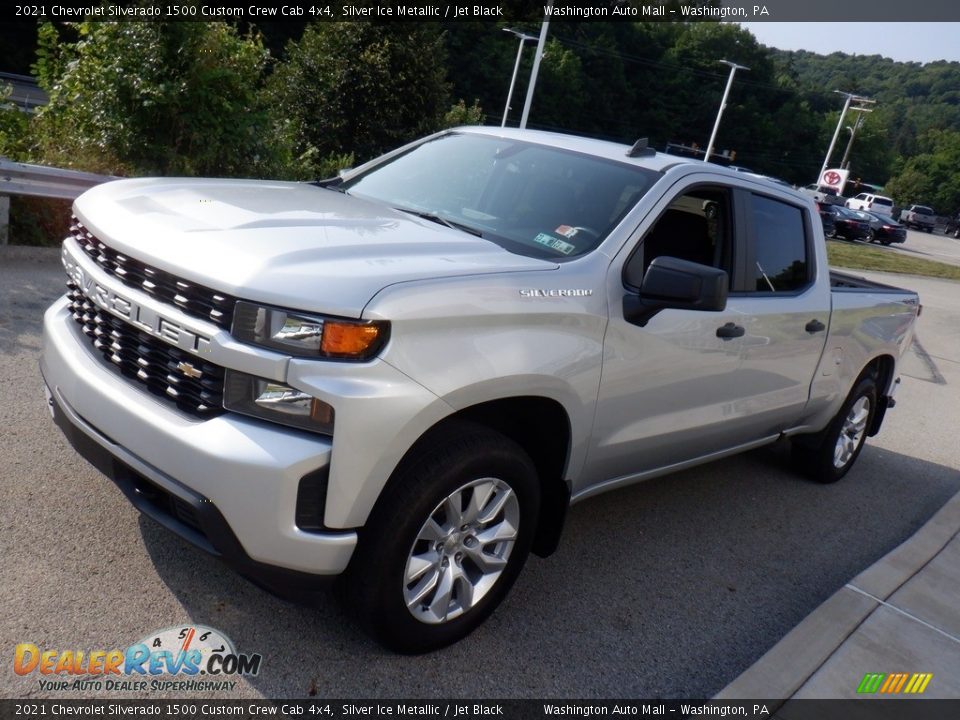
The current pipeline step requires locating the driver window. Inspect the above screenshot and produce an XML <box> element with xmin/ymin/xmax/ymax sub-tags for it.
<box><xmin>632</xmin><ymin>187</ymin><xmax>733</xmax><ymax>286</ymax></box>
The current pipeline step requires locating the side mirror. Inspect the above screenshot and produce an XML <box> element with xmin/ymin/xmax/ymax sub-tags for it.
<box><xmin>623</xmin><ymin>256</ymin><xmax>728</xmax><ymax>327</ymax></box>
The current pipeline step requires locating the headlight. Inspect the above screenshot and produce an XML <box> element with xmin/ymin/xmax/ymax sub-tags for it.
<box><xmin>223</xmin><ymin>370</ymin><xmax>335</xmax><ymax>435</ymax></box>
<box><xmin>232</xmin><ymin>301</ymin><xmax>389</xmax><ymax>360</ymax></box>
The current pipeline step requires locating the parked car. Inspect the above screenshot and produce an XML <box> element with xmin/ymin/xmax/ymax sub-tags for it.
<box><xmin>816</xmin><ymin>201</ymin><xmax>837</xmax><ymax>237</ymax></box>
<box><xmin>42</xmin><ymin>127</ymin><xmax>920</xmax><ymax>652</ymax></box>
<box><xmin>846</xmin><ymin>193</ymin><xmax>895</xmax><ymax>214</ymax></box>
<box><xmin>802</xmin><ymin>184</ymin><xmax>844</xmax><ymax>205</ymax></box>
<box><xmin>833</xmin><ymin>206</ymin><xmax>873</xmax><ymax>241</ymax></box>
<box><xmin>899</xmin><ymin>205</ymin><xmax>936</xmax><ymax>232</ymax></box>
<box><xmin>859</xmin><ymin>211</ymin><xmax>908</xmax><ymax>245</ymax></box>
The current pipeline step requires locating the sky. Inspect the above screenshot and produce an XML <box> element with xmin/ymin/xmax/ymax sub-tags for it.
<box><xmin>739</xmin><ymin>23</ymin><xmax>960</xmax><ymax>64</ymax></box>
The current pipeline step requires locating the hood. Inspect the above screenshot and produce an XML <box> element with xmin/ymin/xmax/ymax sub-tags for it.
<box><xmin>73</xmin><ymin>178</ymin><xmax>556</xmax><ymax>317</ymax></box>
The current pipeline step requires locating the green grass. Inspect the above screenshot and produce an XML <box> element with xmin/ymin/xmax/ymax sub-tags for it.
<box><xmin>826</xmin><ymin>239</ymin><xmax>960</xmax><ymax>281</ymax></box>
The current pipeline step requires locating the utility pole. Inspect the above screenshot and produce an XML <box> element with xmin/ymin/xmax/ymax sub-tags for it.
<box><xmin>519</xmin><ymin>0</ymin><xmax>552</xmax><ymax>129</ymax></box>
<box><xmin>704</xmin><ymin>60</ymin><xmax>749</xmax><ymax>163</ymax></box>
<box><xmin>501</xmin><ymin>29</ymin><xmax>538</xmax><ymax>127</ymax></box>
<box><xmin>818</xmin><ymin>91</ymin><xmax>875</xmax><ymax>185</ymax></box>
<box><xmin>839</xmin><ymin>109</ymin><xmax>871</xmax><ymax>170</ymax></box>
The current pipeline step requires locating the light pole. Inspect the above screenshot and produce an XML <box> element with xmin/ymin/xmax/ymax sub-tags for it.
<box><xmin>818</xmin><ymin>91</ymin><xmax>874</xmax><ymax>185</ymax></box>
<box><xmin>501</xmin><ymin>28</ymin><xmax>537</xmax><ymax>128</ymax></box>
<box><xmin>519</xmin><ymin>0</ymin><xmax>553</xmax><ymax>129</ymax></box>
<box><xmin>704</xmin><ymin>60</ymin><xmax>749</xmax><ymax>163</ymax></box>
<box><xmin>839</xmin><ymin>109</ymin><xmax>871</xmax><ymax>170</ymax></box>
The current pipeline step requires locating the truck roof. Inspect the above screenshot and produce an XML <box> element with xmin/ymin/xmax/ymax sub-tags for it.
<box><xmin>459</xmin><ymin>126</ymin><xmax>688</xmax><ymax>173</ymax></box>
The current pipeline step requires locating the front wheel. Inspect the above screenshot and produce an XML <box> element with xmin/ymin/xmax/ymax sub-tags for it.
<box><xmin>343</xmin><ymin>422</ymin><xmax>540</xmax><ymax>653</ymax></box>
<box><xmin>792</xmin><ymin>374</ymin><xmax>877</xmax><ymax>483</ymax></box>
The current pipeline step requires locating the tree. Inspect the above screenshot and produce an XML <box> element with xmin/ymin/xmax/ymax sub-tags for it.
<box><xmin>32</xmin><ymin>22</ymin><xmax>277</xmax><ymax>177</ymax></box>
<box><xmin>266</xmin><ymin>22</ymin><xmax>452</xmax><ymax>178</ymax></box>
<box><xmin>885</xmin><ymin>129</ymin><xmax>960</xmax><ymax>213</ymax></box>
<box><xmin>0</xmin><ymin>84</ymin><xmax>30</xmax><ymax>160</ymax></box>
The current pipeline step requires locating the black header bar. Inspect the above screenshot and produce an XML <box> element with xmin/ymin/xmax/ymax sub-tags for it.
<box><xmin>5</xmin><ymin>1</ymin><xmax>960</xmax><ymax>23</ymax></box>
<box><xmin>2</xmin><ymin>699</ymin><xmax>960</xmax><ymax>720</ymax></box>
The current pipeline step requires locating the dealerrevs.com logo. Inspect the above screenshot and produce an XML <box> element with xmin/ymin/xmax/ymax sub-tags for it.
<box><xmin>14</xmin><ymin>625</ymin><xmax>262</xmax><ymax>692</ymax></box>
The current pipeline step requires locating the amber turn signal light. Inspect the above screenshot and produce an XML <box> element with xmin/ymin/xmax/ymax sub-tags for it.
<box><xmin>321</xmin><ymin>321</ymin><xmax>384</xmax><ymax>357</ymax></box>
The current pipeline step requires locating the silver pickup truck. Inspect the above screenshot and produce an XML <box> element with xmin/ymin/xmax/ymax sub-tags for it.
<box><xmin>42</xmin><ymin>127</ymin><xmax>920</xmax><ymax>652</ymax></box>
<box><xmin>899</xmin><ymin>204</ymin><xmax>936</xmax><ymax>232</ymax></box>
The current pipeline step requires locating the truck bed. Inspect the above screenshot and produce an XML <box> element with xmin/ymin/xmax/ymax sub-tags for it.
<box><xmin>830</xmin><ymin>269</ymin><xmax>918</xmax><ymax>295</ymax></box>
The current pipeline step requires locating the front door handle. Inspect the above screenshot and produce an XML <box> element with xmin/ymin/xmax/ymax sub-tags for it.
<box><xmin>716</xmin><ymin>322</ymin><xmax>745</xmax><ymax>339</ymax></box>
<box><xmin>805</xmin><ymin>319</ymin><xmax>826</xmax><ymax>333</ymax></box>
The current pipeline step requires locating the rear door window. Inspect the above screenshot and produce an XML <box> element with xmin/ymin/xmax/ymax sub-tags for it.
<box><xmin>749</xmin><ymin>194</ymin><xmax>810</xmax><ymax>293</ymax></box>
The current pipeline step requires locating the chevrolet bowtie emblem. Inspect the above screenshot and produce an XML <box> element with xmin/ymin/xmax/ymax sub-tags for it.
<box><xmin>177</xmin><ymin>361</ymin><xmax>203</xmax><ymax>379</ymax></box>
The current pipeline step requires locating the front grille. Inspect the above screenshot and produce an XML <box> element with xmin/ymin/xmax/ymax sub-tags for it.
<box><xmin>70</xmin><ymin>218</ymin><xmax>237</xmax><ymax>331</ymax></box>
<box><xmin>67</xmin><ymin>282</ymin><xmax>225</xmax><ymax>418</ymax></box>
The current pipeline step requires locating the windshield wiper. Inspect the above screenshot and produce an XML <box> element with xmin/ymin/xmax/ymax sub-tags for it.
<box><xmin>313</xmin><ymin>177</ymin><xmax>346</xmax><ymax>192</ymax></box>
<box><xmin>393</xmin><ymin>207</ymin><xmax>483</xmax><ymax>237</ymax></box>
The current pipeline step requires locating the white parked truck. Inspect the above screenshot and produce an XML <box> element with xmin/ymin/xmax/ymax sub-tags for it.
<box><xmin>42</xmin><ymin>128</ymin><xmax>920</xmax><ymax>652</ymax></box>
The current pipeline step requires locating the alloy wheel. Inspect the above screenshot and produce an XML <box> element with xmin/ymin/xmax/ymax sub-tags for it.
<box><xmin>833</xmin><ymin>396</ymin><xmax>871</xmax><ymax>469</ymax></box>
<box><xmin>402</xmin><ymin>477</ymin><xmax>520</xmax><ymax>624</ymax></box>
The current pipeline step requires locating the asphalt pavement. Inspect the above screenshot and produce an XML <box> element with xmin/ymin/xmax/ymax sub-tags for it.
<box><xmin>1</xmin><ymin>248</ymin><xmax>958</xmax><ymax>701</ymax></box>
<box><xmin>871</xmin><ymin>226</ymin><xmax>960</xmax><ymax>268</ymax></box>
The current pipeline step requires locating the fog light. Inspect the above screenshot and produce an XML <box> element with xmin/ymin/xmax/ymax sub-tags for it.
<box><xmin>223</xmin><ymin>370</ymin><xmax>334</xmax><ymax>435</ymax></box>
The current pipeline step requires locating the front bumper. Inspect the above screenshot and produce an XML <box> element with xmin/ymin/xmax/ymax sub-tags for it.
<box><xmin>41</xmin><ymin>297</ymin><xmax>357</xmax><ymax>587</ymax></box>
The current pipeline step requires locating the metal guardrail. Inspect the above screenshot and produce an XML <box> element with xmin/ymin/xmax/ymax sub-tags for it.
<box><xmin>0</xmin><ymin>158</ymin><xmax>114</xmax><ymax>200</ymax></box>
<box><xmin>0</xmin><ymin>71</ymin><xmax>48</xmax><ymax>113</ymax></box>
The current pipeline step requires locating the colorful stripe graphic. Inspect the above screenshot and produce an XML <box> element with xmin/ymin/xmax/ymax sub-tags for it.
<box><xmin>857</xmin><ymin>672</ymin><xmax>933</xmax><ymax>694</ymax></box>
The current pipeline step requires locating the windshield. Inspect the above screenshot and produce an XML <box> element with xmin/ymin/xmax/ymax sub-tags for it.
<box><xmin>340</xmin><ymin>132</ymin><xmax>660</xmax><ymax>259</ymax></box>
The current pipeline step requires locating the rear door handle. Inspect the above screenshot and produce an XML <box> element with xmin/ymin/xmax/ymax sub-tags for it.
<box><xmin>716</xmin><ymin>322</ymin><xmax>745</xmax><ymax>339</ymax></box>
<box><xmin>805</xmin><ymin>319</ymin><xmax>826</xmax><ymax>333</ymax></box>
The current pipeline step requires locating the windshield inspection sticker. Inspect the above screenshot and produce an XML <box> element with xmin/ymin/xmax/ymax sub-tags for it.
<box><xmin>533</xmin><ymin>232</ymin><xmax>576</xmax><ymax>255</ymax></box>
<box><xmin>554</xmin><ymin>224</ymin><xmax>579</xmax><ymax>238</ymax></box>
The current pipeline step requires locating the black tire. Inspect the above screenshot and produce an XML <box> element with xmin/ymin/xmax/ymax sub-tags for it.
<box><xmin>342</xmin><ymin>422</ymin><xmax>540</xmax><ymax>653</ymax></box>
<box><xmin>792</xmin><ymin>374</ymin><xmax>878</xmax><ymax>483</ymax></box>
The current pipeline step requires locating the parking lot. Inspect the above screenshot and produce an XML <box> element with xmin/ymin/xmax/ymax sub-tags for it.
<box><xmin>836</xmin><ymin>224</ymin><xmax>960</xmax><ymax>268</ymax></box>
<box><xmin>889</xmin><ymin>226</ymin><xmax>960</xmax><ymax>267</ymax></box>
<box><xmin>2</xmin><ymin>246</ymin><xmax>958</xmax><ymax>700</ymax></box>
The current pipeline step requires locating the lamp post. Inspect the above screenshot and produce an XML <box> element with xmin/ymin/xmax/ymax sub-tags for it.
<box><xmin>519</xmin><ymin>0</ymin><xmax>553</xmax><ymax>129</ymax></box>
<box><xmin>704</xmin><ymin>60</ymin><xmax>749</xmax><ymax>163</ymax></box>
<box><xmin>839</xmin><ymin>110</ymin><xmax>871</xmax><ymax>170</ymax></box>
<box><xmin>501</xmin><ymin>28</ymin><xmax>537</xmax><ymax>128</ymax></box>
